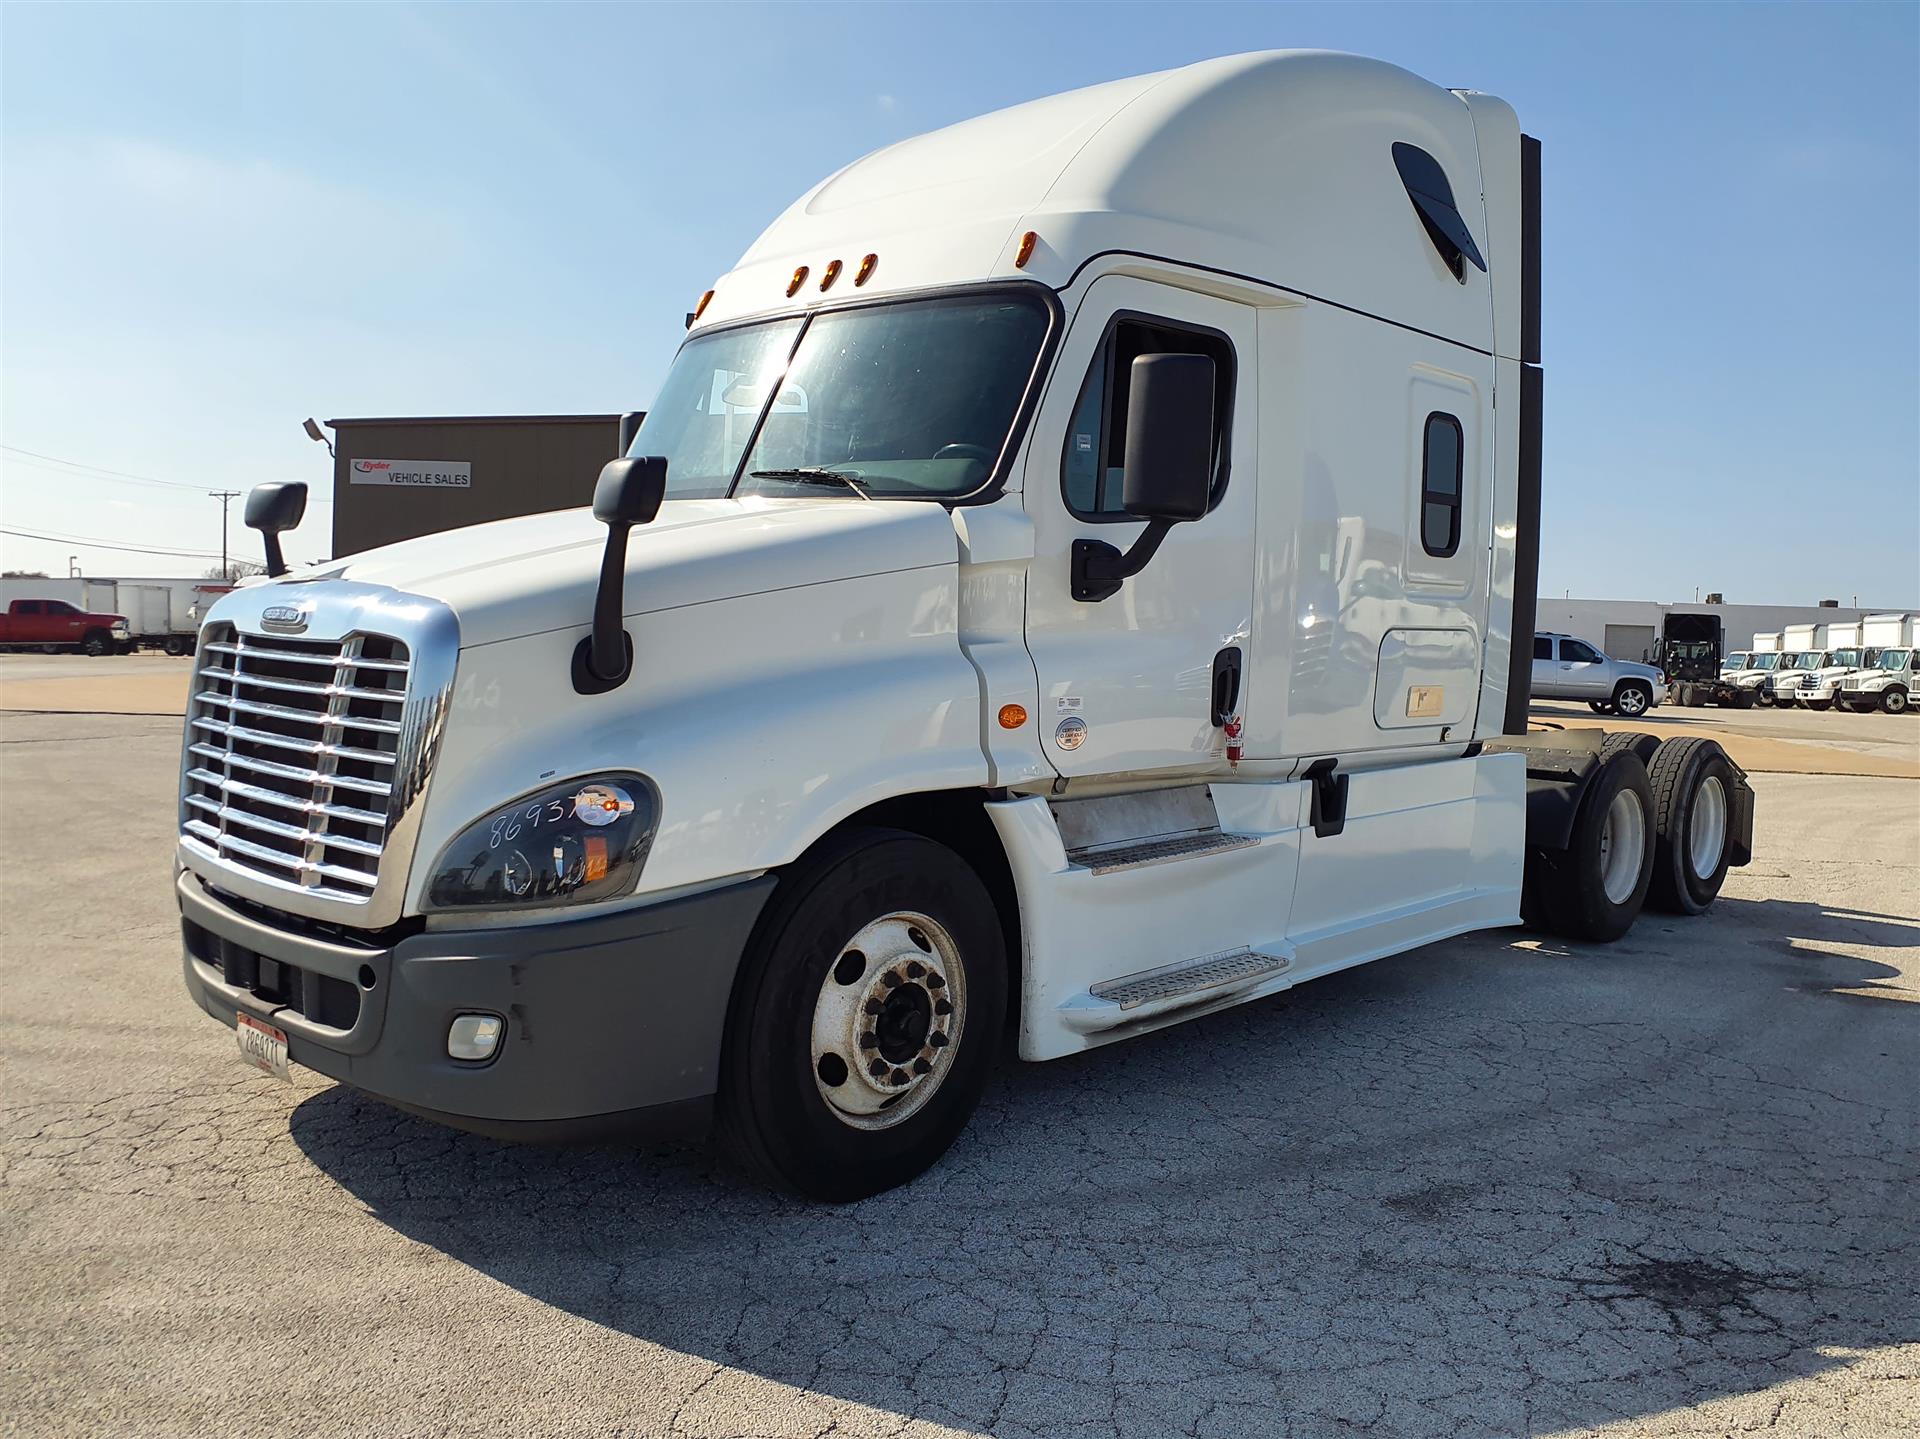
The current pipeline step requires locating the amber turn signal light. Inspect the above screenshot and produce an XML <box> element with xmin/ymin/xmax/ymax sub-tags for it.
<box><xmin>997</xmin><ymin>704</ymin><xmax>1028</xmax><ymax>730</ymax></box>
<box><xmin>787</xmin><ymin>265</ymin><xmax>809</xmax><ymax>297</ymax></box>
<box><xmin>1014</xmin><ymin>231</ymin><xmax>1038</xmax><ymax>268</ymax></box>
<box><xmin>692</xmin><ymin>289</ymin><xmax>714</xmax><ymax>322</ymax></box>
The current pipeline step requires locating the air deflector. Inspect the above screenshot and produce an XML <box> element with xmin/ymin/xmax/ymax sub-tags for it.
<box><xmin>1392</xmin><ymin>142</ymin><xmax>1486</xmax><ymax>282</ymax></box>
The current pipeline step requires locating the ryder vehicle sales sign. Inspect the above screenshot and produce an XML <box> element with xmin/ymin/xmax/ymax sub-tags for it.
<box><xmin>350</xmin><ymin>458</ymin><xmax>472</xmax><ymax>488</ymax></box>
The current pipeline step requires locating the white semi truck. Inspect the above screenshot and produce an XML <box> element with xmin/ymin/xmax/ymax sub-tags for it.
<box><xmin>172</xmin><ymin>52</ymin><xmax>1753</xmax><ymax>1199</ymax></box>
<box><xmin>1840</xmin><ymin>614</ymin><xmax>1916</xmax><ymax>713</ymax></box>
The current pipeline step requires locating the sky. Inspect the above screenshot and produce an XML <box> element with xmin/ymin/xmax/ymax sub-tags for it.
<box><xmin>1</xmin><ymin>1</ymin><xmax>1915</xmax><ymax>604</ymax></box>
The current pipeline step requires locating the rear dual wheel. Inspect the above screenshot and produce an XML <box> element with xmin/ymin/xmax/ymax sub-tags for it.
<box><xmin>1523</xmin><ymin>751</ymin><xmax>1656</xmax><ymax>943</ymax></box>
<box><xmin>1645</xmin><ymin>738</ymin><xmax>1735</xmax><ymax>914</ymax></box>
<box><xmin>719</xmin><ymin>828</ymin><xmax>1006</xmax><ymax>1202</ymax></box>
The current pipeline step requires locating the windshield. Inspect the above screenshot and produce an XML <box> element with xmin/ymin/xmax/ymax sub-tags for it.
<box><xmin>1783</xmin><ymin>652</ymin><xmax>1814</xmax><ymax>669</ymax></box>
<box><xmin>1880</xmin><ymin>648</ymin><xmax>1913</xmax><ymax>671</ymax></box>
<box><xmin>1827</xmin><ymin>649</ymin><xmax>1860</xmax><ymax>668</ymax></box>
<box><xmin>628</xmin><ymin>290</ymin><xmax>1052</xmax><ymax>502</ymax></box>
<box><xmin>1666</xmin><ymin>641</ymin><xmax>1714</xmax><ymax>661</ymax></box>
<box><xmin>1724</xmin><ymin>652</ymin><xmax>1748</xmax><ymax>669</ymax></box>
<box><xmin>1750</xmin><ymin>653</ymin><xmax>1780</xmax><ymax>670</ymax></box>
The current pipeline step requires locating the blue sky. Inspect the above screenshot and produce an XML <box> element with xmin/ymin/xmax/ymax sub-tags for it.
<box><xmin>2</xmin><ymin>2</ymin><xmax>1915</xmax><ymax>603</ymax></box>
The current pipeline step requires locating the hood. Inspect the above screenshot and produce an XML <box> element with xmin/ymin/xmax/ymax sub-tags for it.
<box><xmin>1617</xmin><ymin>660</ymin><xmax>1663</xmax><ymax>681</ymax></box>
<box><xmin>274</xmin><ymin>497</ymin><xmax>962</xmax><ymax>648</ymax></box>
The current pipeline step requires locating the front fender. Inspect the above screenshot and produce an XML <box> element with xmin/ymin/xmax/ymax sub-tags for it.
<box><xmin>405</xmin><ymin>562</ymin><xmax>986</xmax><ymax>912</ymax></box>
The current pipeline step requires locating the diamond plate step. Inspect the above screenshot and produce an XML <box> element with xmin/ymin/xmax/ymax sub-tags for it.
<box><xmin>1067</xmin><ymin>829</ymin><xmax>1259</xmax><ymax>876</ymax></box>
<box><xmin>1089</xmin><ymin>947</ymin><xmax>1291</xmax><ymax>1011</ymax></box>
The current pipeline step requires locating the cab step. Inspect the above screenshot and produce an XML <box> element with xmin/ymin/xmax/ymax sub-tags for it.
<box><xmin>1066</xmin><ymin>828</ymin><xmax>1258</xmax><ymax>875</ymax></box>
<box><xmin>1052</xmin><ymin>783</ymin><xmax>1258</xmax><ymax>875</ymax></box>
<box><xmin>1059</xmin><ymin>946</ymin><xmax>1294</xmax><ymax>1032</ymax></box>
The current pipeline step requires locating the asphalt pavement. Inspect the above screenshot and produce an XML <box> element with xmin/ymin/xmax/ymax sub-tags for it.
<box><xmin>3</xmin><ymin>711</ymin><xmax>1916</xmax><ymax>1438</ymax></box>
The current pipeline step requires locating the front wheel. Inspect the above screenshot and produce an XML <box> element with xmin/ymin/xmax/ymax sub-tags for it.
<box><xmin>1883</xmin><ymin>687</ymin><xmax>1910</xmax><ymax>715</ymax></box>
<box><xmin>1589</xmin><ymin>701</ymin><xmax>1615</xmax><ymax>715</ymax></box>
<box><xmin>719</xmin><ymin>828</ymin><xmax>1007</xmax><ymax>1202</ymax></box>
<box><xmin>1613</xmin><ymin>682</ymin><xmax>1653</xmax><ymax>718</ymax></box>
<box><xmin>1805</xmin><ymin>696</ymin><xmax>1832</xmax><ymax>712</ymax></box>
<box><xmin>80</xmin><ymin>632</ymin><xmax>110</xmax><ymax>657</ymax></box>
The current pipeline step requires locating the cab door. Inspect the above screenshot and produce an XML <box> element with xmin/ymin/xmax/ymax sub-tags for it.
<box><xmin>1558</xmin><ymin>637</ymin><xmax>1608</xmax><ymax>696</ymax></box>
<box><xmin>1021</xmin><ymin>276</ymin><xmax>1257</xmax><ymax>777</ymax></box>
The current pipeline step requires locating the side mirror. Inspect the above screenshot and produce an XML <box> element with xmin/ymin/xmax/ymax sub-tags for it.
<box><xmin>1071</xmin><ymin>353</ymin><xmax>1218</xmax><ymax>602</ymax></box>
<box><xmin>575</xmin><ymin>456</ymin><xmax>668</xmax><ymax>694</ymax></box>
<box><xmin>244</xmin><ymin>481</ymin><xmax>308</xmax><ymax>577</ymax></box>
<box><xmin>1121</xmin><ymin>354</ymin><xmax>1215</xmax><ymax>521</ymax></box>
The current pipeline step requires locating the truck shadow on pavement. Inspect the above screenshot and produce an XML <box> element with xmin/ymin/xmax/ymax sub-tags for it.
<box><xmin>290</xmin><ymin>893</ymin><xmax>1917</xmax><ymax>1439</ymax></box>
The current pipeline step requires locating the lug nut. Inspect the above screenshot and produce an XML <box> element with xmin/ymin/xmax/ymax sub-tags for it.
<box><xmin>889</xmin><ymin>1067</ymin><xmax>909</xmax><ymax>1086</ymax></box>
<box><xmin>863</xmin><ymin>997</ymin><xmax>883</xmax><ymax>1015</ymax></box>
<box><xmin>929</xmin><ymin>1031</ymin><xmax>949</xmax><ymax>1048</ymax></box>
<box><xmin>913</xmin><ymin>1057</ymin><xmax>932</xmax><ymax>1075</ymax></box>
<box><xmin>868</xmin><ymin>1058</ymin><xmax>888</xmax><ymax>1077</ymax></box>
<box><xmin>926</xmin><ymin>973</ymin><xmax>945</xmax><ymax>990</ymax></box>
<box><xmin>934</xmin><ymin>999</ymin><xmax>952</xmax><ymax>1016</ymax></box>
<box><xmin>859</xmin><ymin>1031</ymin><xmax>878</xmax><ymax>1049</ymax></box>
<box><xmin>907</xmin><ymin>961</ymin><xmax>925</xmax><ymax>979</ymax></box>
<box><xmin>882</xmin><ymin>971</ymin><xmax>902</xmax><ymax>988</ymax></box>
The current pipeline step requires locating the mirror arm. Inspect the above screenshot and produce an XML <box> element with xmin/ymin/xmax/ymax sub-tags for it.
<box><xmin>262</xmin><ymin>533</ymin><xmax>288</xmax><ymax>578</ymax></box>
<box><xmin>1071</xmin><ymin>517</ymin><xmax>1176</xmax><ymax>603</ymax></box>
<box><xmin>572</xmin><ymin>526</ymin><xmax>635</xmax><ymax>694</ymax></box>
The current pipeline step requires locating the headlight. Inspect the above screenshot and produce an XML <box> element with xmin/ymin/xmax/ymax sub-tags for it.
<box><xmin>425</xmin><ymin>775</ymin><xmax>659</xmax><ymax>911</ymax></box>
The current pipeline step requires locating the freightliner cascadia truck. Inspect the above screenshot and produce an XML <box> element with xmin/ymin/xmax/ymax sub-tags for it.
<box><xmin>174</xmin><ymin>51</ymin><xmax>1754</xmax><ymax>1200</ymax></box>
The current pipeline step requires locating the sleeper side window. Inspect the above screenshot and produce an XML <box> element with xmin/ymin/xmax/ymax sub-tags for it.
<box><xmin>1420</xmin><ymin>412</ymin><xmax>1463</xmax><ymax>557</ymax></box>
<box><xmin>1062</xmin><ymin>315</ymin><xmax>1234</xmax><ymax>520</ymax></box>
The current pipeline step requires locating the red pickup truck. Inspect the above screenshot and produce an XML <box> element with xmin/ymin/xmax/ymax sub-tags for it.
<box><xmin>0</xmin><ymin>599</ymin><xmax>132</xmax><ymax>655</ymax></box>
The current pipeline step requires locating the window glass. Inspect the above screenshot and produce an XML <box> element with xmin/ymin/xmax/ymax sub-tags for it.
<box><xmin>736</xmin><ymin>293</ymin><xmax>1051</xmax><ymax>500</ymax></box>
<box><xmin>1063</xmin><ymin>317</ymin><xmax>1232</xmax><ymax>518</ymax></box>
<box><xmin>47</xmin><ymin>601</ymin><xmax>77</xmax><ymax>616</ymax></box>
<box><xmin>630</xmin><ymin>318</ymin><xmax>806</xmax><ymax>498</ymax></box>
<box><xmin>1420</xmin><ymin>413</ymin><xmax>1463</xmax><ymax>556</ymax></box>
<box><xmin>17</xmin><ymin>601</ymin><xmax>40</xmax><ymax>615</ymax></box>
<box><xmin>1533</xmin><ymin>636</ymin><xmax>1552</xmax><ymax>660</ymax></box>
<box><xmin>1563</xmin><ymin>639</ymin><xmax>1602</xmax><ymax>664</ymax></box>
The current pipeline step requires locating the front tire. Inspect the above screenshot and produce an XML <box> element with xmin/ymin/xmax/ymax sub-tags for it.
<box><xmin>1755</xmin><ymin>687</ymin><xmax>1775</xmax><ymax>707</ymax></box>
<box><xmin>1589</xmin><ymin>700</ymin><xmax>1615</xmax><ymax>715</ymax></box>
<box><xmin>1805</xmin><ymin>696</ymin><xmax>1832</xmax><ymax>712</ymax></box>
<box><xmin>718</xmin><ymin>827</ymin><xmax>1007</xmax><ymax>1202</ymax></box>
<box><xmin>1612</xmin><ymin>681</ymin><xmax>1653</xmax><ymax>718</ymax></box>
<box><xmin>80</xmin><ymin>632</ymin><xmax>110</xmax><ymax>657</ymax></box>
<box><xmin>1645</xmin><ymin>738</ymin><xmax>1736</xmax><ymax>914</ymax></box>
<box><xmin>1522</xmin><ymin>751</ymin><xmax>1656</xmax><ymax>943</ymax></box>
<box><xmin>1883</xmin><ymin>687</ymin><xmax>1909</xmax><ymax>715</ymax></box>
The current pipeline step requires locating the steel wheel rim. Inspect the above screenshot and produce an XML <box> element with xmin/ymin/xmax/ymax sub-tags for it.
<box><xmin>1688</xmin><ymin>776</ymin><xmax>1727</xmax><ymax>880</ymax></box>
<box><xmin>1598</xmin><ymin>790</ymin><xmax>1646</xmax><ymax>905</ymax></box>
<box><xmin>1617</xmin><ymin>688</ymin><xmax>1647</xmax><ymax>716</ymax></box>
<box><xmin>810</xmin><ymin>910</ymin><xmax>966</xmax><ymax>1131</ymax></box>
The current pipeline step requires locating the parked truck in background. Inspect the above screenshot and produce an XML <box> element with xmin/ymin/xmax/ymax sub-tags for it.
<box><xmin>1790</xmin><ymin>621</ymin><xmax>1875</xmax><ymax>711</ymax></box>
<box><xmin>170</xmin><ymin>52</ymin><xmax>1755</xmax><ymax>1201</ymax></box>
<box><xmin>1840</xmin><ymin>614</ymin><xmax>1917</xmax><ymax>713</ymax></box>
<box><xmin>1656</xmin><ymin>612</ymin><xmax>1753</xmax><ymax>708</ymax></box>
<box><xmin>1769</xmin><ymin>625</ymin><xmax>1829</xmax><ymax>706</ymax></box>
<box><xmin>0</xmin><ymin>598</ymin><xmax>131</xmax><ymax>655</ymax></box>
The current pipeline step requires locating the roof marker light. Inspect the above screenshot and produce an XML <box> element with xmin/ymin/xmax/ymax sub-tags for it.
<box><xmin>819</xmin><ymin>258</ymin><xmax>843</xmax><ymax>292</ymax></box>
<box><xmin>855</xmin><ymin>253</ymin><xmax>878</xmax><ymax>286</ymax></box>
<box><xmin>1014</xmin><ymin>231</ymin><xmax>1038</xmax><ymax>269</ymax></box>
<box><xmin>787</xmin><ymin>265</ymin><xmax>809</xmax><ymax>297</ymax></box>
<box><xmin>693</xmin><ymin>289</ymin><xmax>714</xmax><ymax>322</ymax></box>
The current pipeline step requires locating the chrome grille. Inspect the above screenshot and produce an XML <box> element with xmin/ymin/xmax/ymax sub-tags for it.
<box><xmin>181</xmin><ymin>624</ymin><xmax>412</xmax><ymax>905</ymax></box>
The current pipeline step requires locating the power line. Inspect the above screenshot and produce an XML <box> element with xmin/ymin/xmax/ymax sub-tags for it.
<box><xmin>0</xmin><ymin>445</ymin><xmax>332</xmax><ymax>502</ymax></box>
<box><xmin>0</xmin><ymin>525</ymin><xmax>225</xmax><ymax>560</ymax></box>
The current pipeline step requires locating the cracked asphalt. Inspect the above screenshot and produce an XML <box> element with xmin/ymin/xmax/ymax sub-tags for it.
<box><xmin>4</xmin><ymin>712</ymin><xmax>1916</xmax><ymax>1438</ymax></box>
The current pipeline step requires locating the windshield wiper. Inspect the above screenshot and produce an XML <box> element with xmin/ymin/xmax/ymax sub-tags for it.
<box><xmin>747</xmin><ymin>467</ymin><xmax>873</xmax><ymax>501</ymax></box>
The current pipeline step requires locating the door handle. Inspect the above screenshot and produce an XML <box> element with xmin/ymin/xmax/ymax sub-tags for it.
<box><xmin>1211</xmin><ymin>646</ymin><xmax>1243</xmax><ymax>726</ymax></box>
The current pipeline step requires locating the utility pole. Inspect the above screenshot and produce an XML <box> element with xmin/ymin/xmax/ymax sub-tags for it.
<box><xmin>67</xmin><ymin>555</ymin><xmax>79</xmax><ymax>578</ymax></box>
<box><xmin>208</xmin><ymin>490</ymin><xmax>242</xmax><ymax>581</ymax></box>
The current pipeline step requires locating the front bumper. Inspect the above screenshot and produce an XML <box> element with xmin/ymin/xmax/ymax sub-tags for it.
<box><xmin>178</xmin><ymin>870</ymin><xmax>776</xmax><ymax>1141</ymax></box>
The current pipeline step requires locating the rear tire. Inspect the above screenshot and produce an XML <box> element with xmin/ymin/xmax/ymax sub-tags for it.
<box><xmin>1645</xmin><ymin>738</ymin><xmax>1736</xmax><ymax>915</ymax></box>
<box><xmin>1734</xmin><ymin>689</ymin><xmax>1757</xmax><ymax>710</ymax></box>
<box><xmin>1522</xmin><ymin>751</ymin><xmax>1655</xmax><ymax>943</ymax></box>
<box><xmin>718</xmin><ymin>827</ymin><xmax>1006</xmax><ymax>1202</ymax></box>
<box><xmin>1612</xmin><ymin>681</ymin><xmax>1652</xmax><ymax>718</ymax></box>
<box><xmin>163</xmin><ymin>636</ymin><xmax>190</xmax><ymax>657</ymax></box>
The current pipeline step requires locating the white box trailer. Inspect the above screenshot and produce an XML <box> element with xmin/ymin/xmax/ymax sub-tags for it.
<box><xmin>172</xmin><ymin>51</ymin><xmax>1756</xmax><ymax>1200</ymax></box>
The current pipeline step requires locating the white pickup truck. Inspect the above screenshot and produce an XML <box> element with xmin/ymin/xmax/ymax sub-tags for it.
<box><xmin>173</xmin><ymin>51</ymin><xmax>1753</xmax><ymax>1199</ymax></box>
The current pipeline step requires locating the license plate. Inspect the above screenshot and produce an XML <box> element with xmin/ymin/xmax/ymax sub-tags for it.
<box><xmin>235</xmin><ymin>1012</ymin><xmax>291</xmax><ymax>1082</ymax></box>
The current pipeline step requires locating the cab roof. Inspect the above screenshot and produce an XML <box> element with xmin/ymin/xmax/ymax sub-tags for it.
<box><xmin>696</xmin><ymin>51</ymin><xmax>1517</xmax><ymax>357</ymax></box>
